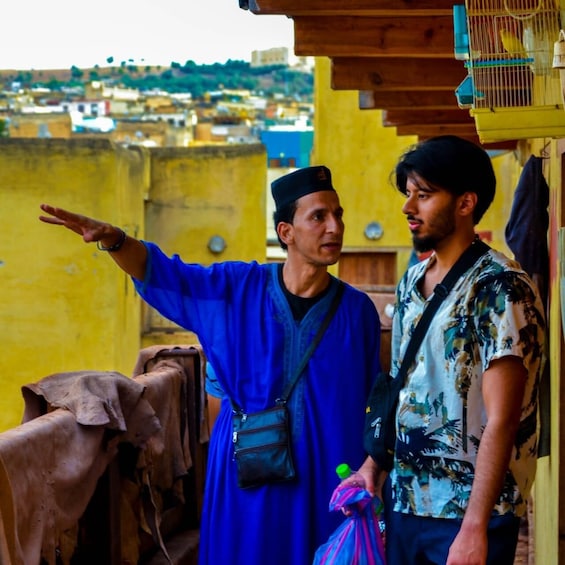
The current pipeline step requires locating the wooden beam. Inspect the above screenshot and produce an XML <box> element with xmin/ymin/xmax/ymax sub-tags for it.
<box><xmin>241</xmin><ymin>0</ymin><xmax>455</xmax><ymax>16</ymax></box>
<box><xmin>293</xmin><ymin>16</ymin><xmax>455</xmax><ymax>58</ymax></box>
<box><xmin>359</xmin><ymin>90</ymin><xmax>461</xmax><ymax>110</ymax></box>
<box><xmin>480</xmin><ymin>140</ymin><xmax>519</xmax><ymax>151</ymax></box>
<box><xmin>416</xmin><ymin>136</ymin><xmax>519</xmax><ymax>152</ymax></box>
<box><xmin>331</xmin><ymin>57</ymin><xmax>467</xmax><ymax>91</ymax></box>
<box><xmin>382</xmin><ymin>109</ymin><xmax>474</xmax><ymax>127</ymax></box>
<box><xmin>394</xmin><ymin>124</ymin><xmax>480</xmax><ymax>137</ymax></box>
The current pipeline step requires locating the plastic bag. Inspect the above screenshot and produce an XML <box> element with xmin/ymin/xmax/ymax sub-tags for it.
<box><xmin>313</xmin><ymin>484</ymin><xmax>386</xmax><ymax>565</ymax></box>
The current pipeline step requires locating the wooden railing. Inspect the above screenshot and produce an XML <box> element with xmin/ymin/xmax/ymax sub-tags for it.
<box><xmin>0</xmin><ymin>346</ymin><xmax>209</xmax><ymax>565</ymax></box>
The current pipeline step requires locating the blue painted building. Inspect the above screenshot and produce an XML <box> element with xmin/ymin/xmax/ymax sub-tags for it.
<box><xmin>259</xmin><ymin>126</ymin><xmax>314</xmax><ymax>168</ymax></box>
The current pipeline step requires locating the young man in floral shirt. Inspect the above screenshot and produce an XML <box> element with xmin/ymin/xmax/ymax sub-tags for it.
<box><xmin>358</xmin><ymin>135</ymin><xmax>545</xmax><ymax>565</ymax></box>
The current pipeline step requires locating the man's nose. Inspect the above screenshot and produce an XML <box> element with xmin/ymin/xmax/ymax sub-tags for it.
<box><xmin>402</xmin><ymin>195</ymin><xmax>415</xmax><ymax>215</ymax></box>
<box><xmin>327</xmin><ymin>214</ymin><xmax>343</xmax><ymax>232</ymax></box>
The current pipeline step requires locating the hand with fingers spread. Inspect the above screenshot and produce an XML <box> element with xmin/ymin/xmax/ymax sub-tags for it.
<box><xmin>38</xmin><ymin>203</ymin><xmax>147</xmax><ymax>280</ymax></box>
<box><xmin>39</xmin><ymin>203</ymin><xmax>117</xmax><ymax>245</ymax></box>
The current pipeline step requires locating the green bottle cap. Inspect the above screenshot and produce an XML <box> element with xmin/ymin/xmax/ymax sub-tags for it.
<box><xmin>336</xmin><ymin>463</ymin><xmax>351</xmax><ymax>479</ymax></box>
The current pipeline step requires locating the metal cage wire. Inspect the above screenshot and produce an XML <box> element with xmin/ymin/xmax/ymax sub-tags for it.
<box><xmin>466</xmin><ymin>0</ymin><xmax>562</xmax><ymax>108</ymax></box>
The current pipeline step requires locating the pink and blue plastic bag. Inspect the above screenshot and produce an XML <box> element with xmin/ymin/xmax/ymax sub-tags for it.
<box><xmin>313</xmin><ymin>484</ymin><xmax>386</xmax><ymax>565</ymax></box>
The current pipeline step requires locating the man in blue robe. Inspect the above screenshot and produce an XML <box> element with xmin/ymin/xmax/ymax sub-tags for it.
<box><xmin>39</xmin><ymin>165</ymin><xmax>382</xmax><ymax>564</ymax></box>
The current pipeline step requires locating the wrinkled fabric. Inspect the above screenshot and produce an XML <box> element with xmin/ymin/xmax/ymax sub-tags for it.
<box><xmin>135</xmin><ymin>365</ymin><xmax>192</xmax><ymax>492</ymax></box>
<box><xmin>0</xmin><ymin>355</ymin><xmax>208</xmax><ymax>565</ymax></box>
<box><xmin>505</xmin><ymin>154</ymin><xmax>549</xmax><ymax>305</ymax></box>
<box><xmin>130</xmin><ymin>356</ymin><xmax>196</xmax><ymax>564</ymax></box>
<box><xmin>0</xmin><ymin>410</ymin><xmax>119</xmax><ymax>565</ymax></box>
<box><xmin>21</xmin><ymin>370</ymin><xmax>160</xmax><ymax>445</ymax></box>
<box><xmin>113</xmin><ymin>350</ymin><xmax>206</xmax><ymax>565</ymax></box>
<box><xmin>133</xmin><ymin>344</ymin><xmax>209</xmax><ymax>444</ymax></box>
<box><xmin>505</xmin><ymin>154</ymin><xmax>550</xmax><ymax>458</ymax></box>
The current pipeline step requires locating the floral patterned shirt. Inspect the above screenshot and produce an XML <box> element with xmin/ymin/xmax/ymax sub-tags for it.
<box><xmin>389</xmin><ymin>247</ymin><xmax>545</xmax><ymax>519</ymax></box>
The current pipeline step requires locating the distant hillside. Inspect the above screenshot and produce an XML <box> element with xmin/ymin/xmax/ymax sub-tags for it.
<box><xmin>0</xmin><ymin>60</ymin><xmax>313</xmax><ymax>100</ymax></box>
<box><xmin>0</xmin><ymin>68</ymin><xmax>74</xmax><ymax>82</ymax></box>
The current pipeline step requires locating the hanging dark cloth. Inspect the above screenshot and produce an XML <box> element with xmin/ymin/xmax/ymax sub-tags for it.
<box><xmin>505</xmin><ymin>154</ymin><xmax>550</xmax><ymax>457</ymax></box>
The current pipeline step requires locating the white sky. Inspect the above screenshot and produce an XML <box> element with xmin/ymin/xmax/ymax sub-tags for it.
<box><xmin>1</xmin><ymin>1</ymin><xmax>295</xmax><ymax>70</ymax></box>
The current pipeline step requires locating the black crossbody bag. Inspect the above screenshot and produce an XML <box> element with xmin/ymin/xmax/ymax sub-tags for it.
<box><xmin>231</xmin><ymin>282</ymin><xmax>344</xmax><ymax>489</ymax></box>
<box><xmin>364</xmin><ymin>239</ymin><xmax>490</xmax><ymax>471</ymax></box>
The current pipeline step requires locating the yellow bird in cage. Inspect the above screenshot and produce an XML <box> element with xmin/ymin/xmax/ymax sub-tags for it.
<box><xmin>499</xmin><ymin>27</ymin><xmax>528</xmax><ymax>57</ymax></box>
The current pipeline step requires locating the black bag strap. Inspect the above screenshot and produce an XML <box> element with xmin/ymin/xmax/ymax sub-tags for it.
<box><xmin>231</xmin><ymin>280</ymin><xmax>344</xmax><ymax>413</ymax></box>
<box><xmin>396</xmin><ymin>238</ymin><xmax>490</xmax><ymax>382</ymax></box>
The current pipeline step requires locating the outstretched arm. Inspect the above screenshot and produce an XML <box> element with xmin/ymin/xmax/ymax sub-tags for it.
<box><xmin>39</xmin><ymin>204</ymin><xmax>148</xmax><ymax>281</ymax></box>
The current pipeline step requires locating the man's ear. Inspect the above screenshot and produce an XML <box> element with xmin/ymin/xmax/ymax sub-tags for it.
<box><xmin>458</xmin><ymin>192</ymin><xmax>478</xmax><ymax>218</ymax></box>
<box><xmin>277</xmin><ymin>222</ymin><xmax>293</xmax><ymax>246</ymax></box>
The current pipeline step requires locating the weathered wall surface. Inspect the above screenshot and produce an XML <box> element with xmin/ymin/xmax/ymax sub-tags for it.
<box><xmin>313</xmin><ymin>57</ymin><xmax>518</xmax><ymax>279</ymax></box>
<box><xmin>141</xmin><ymin>143</ymin><xmax>267</xmax><ymax>345</ymax></box>
<box><xmin>0</xmin><ymin>138</ymin><xmax>266</xmax><ymax>431</ymax></box>
<box><xmin>0</xmin><ymin>138</ymin><xmax>147</xmax><ymax>430</ymax></box>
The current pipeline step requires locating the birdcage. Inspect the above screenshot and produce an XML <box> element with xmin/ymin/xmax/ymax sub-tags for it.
<box><xmin>464</xmin><ymin>0</ymin><xmax>565</xmax><ymax>141</ymax></box>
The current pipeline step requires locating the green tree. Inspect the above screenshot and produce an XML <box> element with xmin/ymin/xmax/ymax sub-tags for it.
<box><xmin>47</xmin><ymin>77</ymin><xmax>62</xmax><ymax>90</ymax></box>
<box><xmin>70</xmin><ymin>65</ymin><xmax>83</xmax><ymax>79</ymax></box>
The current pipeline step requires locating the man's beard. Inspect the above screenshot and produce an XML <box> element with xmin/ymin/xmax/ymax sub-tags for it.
<box><xmin>412</xmin><ymin>234</ymin><xmax>437</xmax><ymax>253</ymax></box>
<box><xmin>410</xmin><ymin>199</ymin><xmax>457</xmax><ymax>253</ymax></box>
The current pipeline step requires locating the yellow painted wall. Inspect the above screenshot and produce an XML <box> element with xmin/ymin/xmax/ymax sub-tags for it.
<box><xmin>313</xmin><ymin>57</ymin><xmax>518</xmax><ymax>281</ymax></box>
<box><xmin>146</xmin><ymin>144</ymin><xmax>266</xmax><ymax>263</ymax></box>
<box><xmin>0</xmin><ymin>138</ymin><xmax>147</xmax><ymax>431</ymax></box>
<box><xmin>312</xmin><ymin>58</ymin><xmax>414</xmax><ymax>279</ymax></box>
<box><xmin>0</xmin><ymin>139</ymin><xmax>266</xmax><ymax>431</ymax></box>
<box><xmin>531</xmin><ymin>137</ymin><xmax>563</xmax><ymax>565</ymax></box>
<box><xmin>140</xmin><ymin>143</ymin><xmax>267</xmax><ymax>347</ymax></box>
<box><xmin>486</xmin><ymin>150</ymin><xmax>522</xmax><ymax>253</ymax></box>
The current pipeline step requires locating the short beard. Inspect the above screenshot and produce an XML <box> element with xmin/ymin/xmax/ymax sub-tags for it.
<box><xmin>411</xmin><ymin>198</ymin><xmax>457</xmax><ymax>253</ymax></box>
<box><xmin>412</xmin><ymin>235</ymin><xmax>436</xmax><ymax>253</ymax></box>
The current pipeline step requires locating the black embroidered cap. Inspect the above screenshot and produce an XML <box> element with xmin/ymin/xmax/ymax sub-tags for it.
<box><xmin>271</xmin><ymin>166</ymin><xmax>335</xmax><ymax>209</ymax></box>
